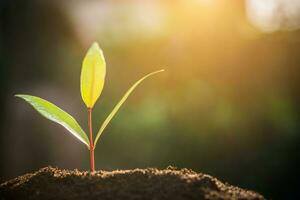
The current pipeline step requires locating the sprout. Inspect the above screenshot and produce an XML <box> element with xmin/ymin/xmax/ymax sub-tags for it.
<box><xmin>16</xmin><ymin>42</ymin><xmax>164</xmax><ymax>172</ymax></box>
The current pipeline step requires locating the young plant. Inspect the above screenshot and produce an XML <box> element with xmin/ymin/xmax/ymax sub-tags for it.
<box><xmin>16</xmin><ymin>42</ymin><xmax>164</xmax><ymax>172</ymax></box>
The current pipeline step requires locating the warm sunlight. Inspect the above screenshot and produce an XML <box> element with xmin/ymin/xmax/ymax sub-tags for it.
<box><xmin>1</xmin><ymin>1</ymin><xmax>299</xmax><ymax>199</ymax></box>
<box><xmin>246</xmin><ymin>0</ymin><xmax>300</xmax><ymax>32</ymax></box>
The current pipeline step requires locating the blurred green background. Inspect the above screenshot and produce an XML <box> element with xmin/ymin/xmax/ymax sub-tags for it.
<box><xmin>1</xmin><ymin>0</ymin><xmax>300</xmax><ymax>199</ymax></box>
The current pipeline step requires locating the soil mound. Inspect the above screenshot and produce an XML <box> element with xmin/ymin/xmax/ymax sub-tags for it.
<box><xmin>0</xmin><ymin>166</ymin><xmax>265</xmax><ymax>200</ymax></box>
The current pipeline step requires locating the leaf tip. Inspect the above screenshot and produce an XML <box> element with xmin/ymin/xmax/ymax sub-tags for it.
<box><xmin>15</xmin><ymin>94</ymin><xmax>25</xmax><ymax>98</ymax></box>
<box><xmin>148</xmin><ymin>69</ymin><xmax>165</xmax><ymax>77</ymax></box>
<box><xmin>91</xmin><ymin>41</ymin><xmax>100</xmax><ymax>48</ymax></box>
<box><xmin>88</xmin><ymin>41</ymin><xmax>102</xmax><ymax>55</ymax></box>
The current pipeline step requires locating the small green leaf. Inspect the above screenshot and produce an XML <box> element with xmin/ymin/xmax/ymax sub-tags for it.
<box><xmin>15</xmin><ymin>94</ymin><xmax>90</xmax><ymax>148</ymax></box>
<box><xmin>81</xmin><ymin>42</ymin><xmax>106</xmax><ymax>108</ymax></box>
<box><xmin>94</xmin><ymin>69</ymin><xmax>164</xmax><ymax>148</ymax></box>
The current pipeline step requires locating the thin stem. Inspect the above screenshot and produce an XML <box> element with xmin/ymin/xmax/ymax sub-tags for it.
<box><xmin>88</xmin><ymin>108</ymin><xmax>95</xmax><ymax>172</ymax></box>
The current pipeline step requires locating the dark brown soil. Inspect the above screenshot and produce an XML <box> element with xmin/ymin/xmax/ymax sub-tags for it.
<box><xmin>0</xmin><ymin>166</ymin><xmax>265</xmax><ymax>200</ymax></box>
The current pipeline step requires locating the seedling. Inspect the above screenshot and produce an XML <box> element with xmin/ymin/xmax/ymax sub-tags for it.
<box><xmin>16</xmin><ymin>42</ymin><xmax>164</xmax><ymax>172</ymax></box>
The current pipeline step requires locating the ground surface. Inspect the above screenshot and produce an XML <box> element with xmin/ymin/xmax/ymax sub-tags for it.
<box><xmin>0</xmin><ymin>166</ymin><xmax>265</xmax><ymax>200</ymax></box>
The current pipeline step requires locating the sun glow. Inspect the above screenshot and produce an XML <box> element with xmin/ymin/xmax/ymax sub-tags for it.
<box><xmin>246</xmin><ymin>0</ymin><xmax>300</xmax><ymax>32</ymax></box>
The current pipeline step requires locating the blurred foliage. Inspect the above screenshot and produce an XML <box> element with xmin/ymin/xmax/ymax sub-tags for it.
<box><xmin>0</xmin><ymin>1</ymin><xmax>300</xmax><ymax>200</ymax></box>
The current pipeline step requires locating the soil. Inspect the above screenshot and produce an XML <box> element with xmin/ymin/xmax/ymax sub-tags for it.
<box><xmin>0</xmin><ymin>166</ymin><xmax>265</xmax><ymax>200</ymax></box>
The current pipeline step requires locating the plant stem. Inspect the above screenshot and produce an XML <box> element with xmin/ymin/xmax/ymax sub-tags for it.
<box><xmin>88</xmin><ymin>108</ymin><xmax>95</xmax><ymax>172</ymax></box>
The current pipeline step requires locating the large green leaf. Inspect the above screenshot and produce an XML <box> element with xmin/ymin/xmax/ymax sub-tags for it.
<box><xmin>94</xmin><ymin>69</ymin><xmax>164</xmax><ymax>148</ymax></box>
<box><xmin>15</xmin><ymin>94</ymin><xmax>90</xmax><ymax>148</ymax></box>
<box><xmin>80</xmin><ymin>42</ymin><xmax>106</xmax><ymax>108</ymax></box>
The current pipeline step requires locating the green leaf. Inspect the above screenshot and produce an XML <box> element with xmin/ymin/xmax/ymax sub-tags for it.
<box><xmin>94</xmin><ymin>69</ymin><xmax>164</xmax><ymax>148</ymax></box>
<box><xmin>81</xmin><ymin>42</ymin><xmax>106</xmax><ymax>108</ymax></box>
<box><xmin>15</xmin><ymin>94</ymin><xmax>90</xmax><ymax>148</ymax></box>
